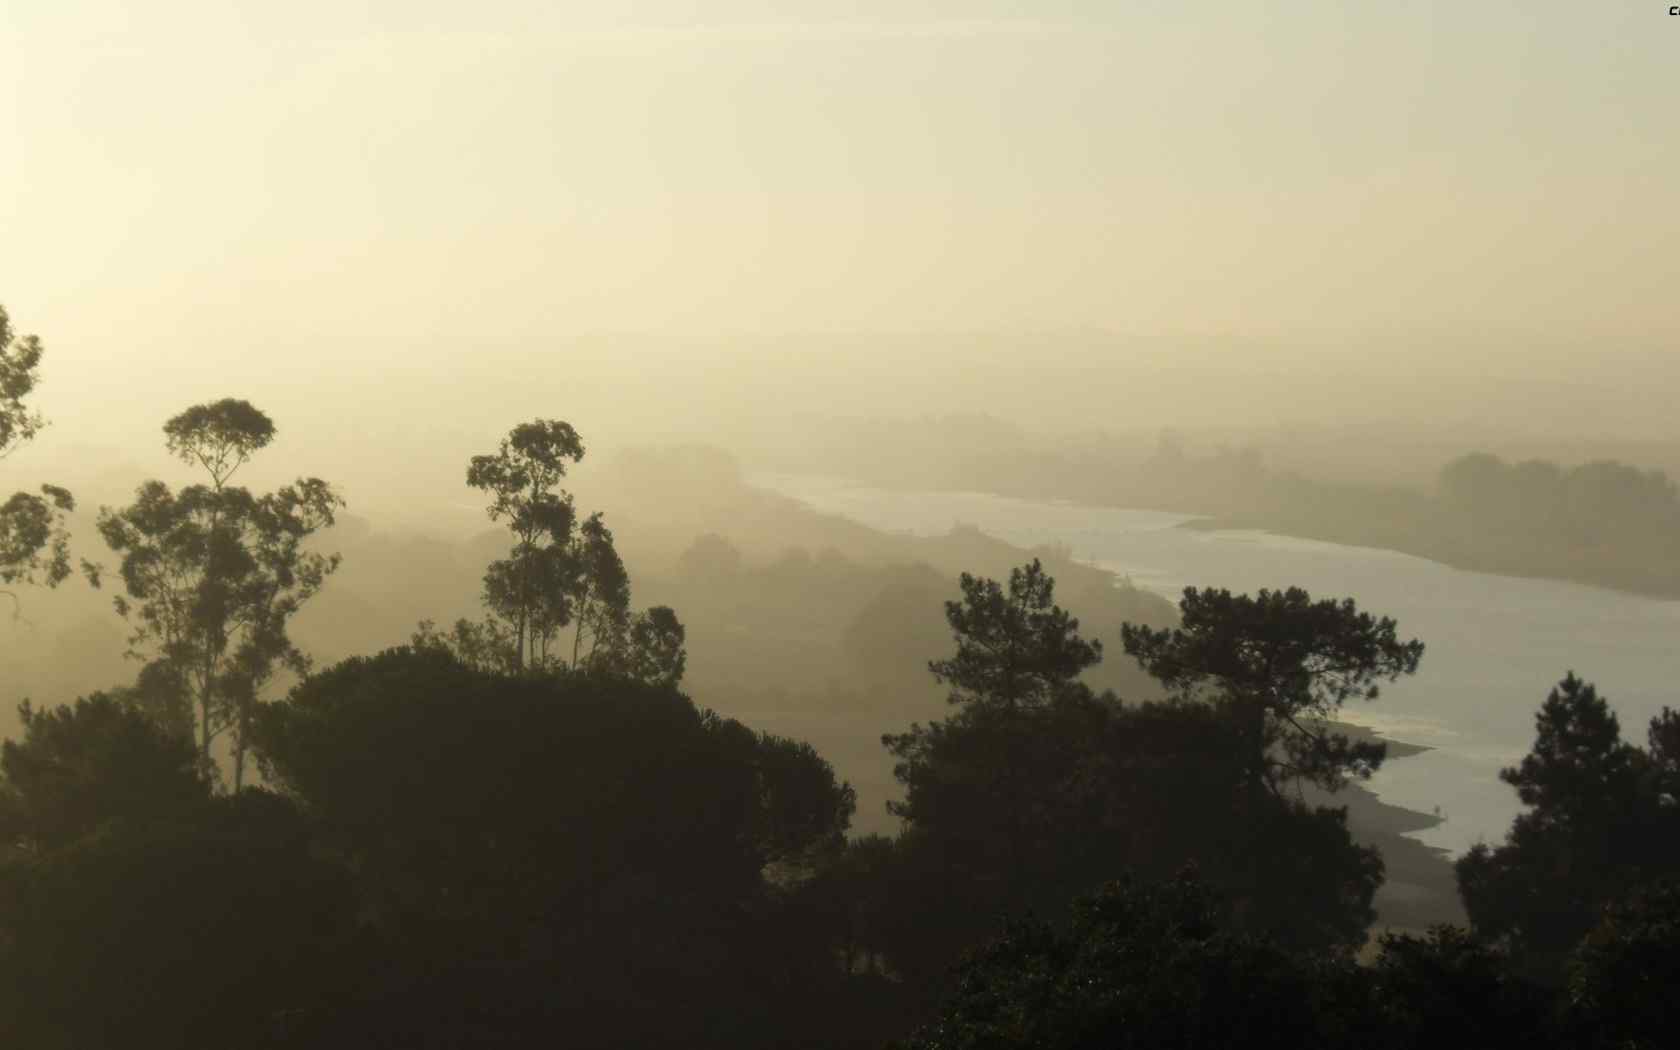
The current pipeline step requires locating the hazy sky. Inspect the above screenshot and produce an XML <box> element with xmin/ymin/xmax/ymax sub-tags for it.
<box><xmin>3</xmin><ymin>1</ymin><xmax>1677</xmax><ymax>460</ymax></box>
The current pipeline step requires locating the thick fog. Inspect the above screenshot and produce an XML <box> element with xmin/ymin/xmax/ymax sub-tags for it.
<box><xmin>5</xmin><ymin>1</ymin><xmax>1677</xmax><ymax>490</ymax></box>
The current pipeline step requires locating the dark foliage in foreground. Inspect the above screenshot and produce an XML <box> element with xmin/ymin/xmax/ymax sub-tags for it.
<box><xmin>1</xmin><ymin>648</ymin><xmax>896</xmax><ymax>1049</ymax></box>
<box><xmin>896</xmin><ymin>873</ymin><xmax>1680</xmax><ymax>1050</ymax></box>
<box><xmin>875</xmin><ymin>571</ymin><xmax>1389</xmax><ymax>992</ymax></box>
<box><xmin>250</xmin><ymin>647</ymin><xmax>878</xmax><ymax>1048</ymax></box>
<box><xmin>0</xmin><ymin>790</ymin><xmax>355</xmax><ymax>1049</ymax></box>
<box><xmin>2</xmin><ymin>584</ymin><xmax>1678</xmax><ymax>1047</ymax></box>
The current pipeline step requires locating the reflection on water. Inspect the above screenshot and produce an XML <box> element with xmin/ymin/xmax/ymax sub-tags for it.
<box><xmin>755</xmin><ymin>473</ymin><xmax>1680</xmax><ymax>855</ymax></box>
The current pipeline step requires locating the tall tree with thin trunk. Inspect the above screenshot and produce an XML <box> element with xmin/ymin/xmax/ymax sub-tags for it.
<box><xmin>454</xmin><ymin>419</ymin><xmax>686</xmax><ymax>683</ymax></box>
<box><xmin>94</xmin><ymin>399</ymin><xmax>342</xmax><ymax>786</ymax></box>
<box><xmin>467</xmin><ymin>420</ymin><xmax>583</xmax><ymax>670</ymax></box>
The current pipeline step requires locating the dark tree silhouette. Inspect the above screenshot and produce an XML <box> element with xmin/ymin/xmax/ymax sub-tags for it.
<box><xmin>702</xmin><ymin>715</ymin><xmax>858</xmax><ymax>873</ymax></box>
<box><xmin>884</xmin><ymin>560</ymin><xmax>1109</xmax><ymax>935</ymax></box>
<box><xmin>927</xmin><ymin>557</ymin><xmax>1102</xmax><ymax>710</ymax></box>
<box><xmin>1121</xmin><ymin>587</ymin><xmax>1424</xmax><ymax>796</ymax></box>
<box><xmin>462</xmin><ymin>421</ymin><xmax>685</xmax><ymax>682</ymax></box>
<box><xmin>1457</xmin><ymin>673</ymin><xmax>1679</xmax><ymax>982</ymax></box>
<box><xmin>94</xmin><ymin>399</ymin><xmax>343</xmax><ymax>786</ymax></box>
<box><xmin>467</xmin><ymin>418</ymin><xmax>584</xmax><ymax>669</ymax></box>
<box><xmin>249</xmin><ymin>645</ymin><xmax>854</xmax><ymax>1047</ymax></box>
<box><xmin>881</xmin><ymin>564</ymin><xmax>1384</xmax><ymax>988</ymax></box>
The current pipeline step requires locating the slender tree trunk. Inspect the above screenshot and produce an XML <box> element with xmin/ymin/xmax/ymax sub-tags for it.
<box><xmin>197</xmin><ymin>672</ymin><xmax>213</xmax><ymax>778</ymax></box>
<box><xmin>573</xmin><ymin>594</ymin><xmax>591</xmax><ymax>669</ymax></box>
<box><xmin>515</xmin><ymin>604</ymin><xmax>527</xmax><ymax>671</ymax></box>
<box><xmin>231</xmin><ymin>699</ymin><xmax>248</xmax><ymax>791</ymax></box>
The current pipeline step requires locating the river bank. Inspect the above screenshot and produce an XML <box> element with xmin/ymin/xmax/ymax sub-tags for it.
<box><xmin>1316</xmin><ymin>723</ymin><xmax>1464</xmax><ymax>931</ymax></box>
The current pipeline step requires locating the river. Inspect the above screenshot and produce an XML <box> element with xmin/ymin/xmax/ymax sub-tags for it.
<box><xmin>754</xmin><ymin>473</ymin><xmax>1680</xmax><ymax>855</ymax></box>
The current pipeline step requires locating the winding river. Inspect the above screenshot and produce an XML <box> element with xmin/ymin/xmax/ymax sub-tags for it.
<box><xmin>756</xmin><ymin>473</ymin><xmax>1680</xmax><ymax>855</ymax></box>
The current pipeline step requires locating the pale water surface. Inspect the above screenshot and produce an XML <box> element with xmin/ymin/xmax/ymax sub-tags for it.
<box><xmin>754</xmin><ymin>473</ymin><xmax>1680</xmax><ymax>855</ymax></box>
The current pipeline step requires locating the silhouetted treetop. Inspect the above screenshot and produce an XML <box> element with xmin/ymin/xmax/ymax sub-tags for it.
<box><xmin>930</xmin><ymin>558</ymin><xmax>1102</xmax><ymax>710</ymax></box>
<box><xmin>1122</xmin><ymin>587</ymin><xmax>1423</xmax><ymax>794</ymax></box>
<box><xmin>163</xmin><ymin>398</ymin><xmax>275</xmax><ymax>489</ymax></box>
<box><xmin>1457</xmin><ymin>673</ymin><xmax>1680</xmax><ymax>983</ymax></box>
<box><xmin>1501</xmin><ymin>673</ymin><xmax>1638</xmax><ymax>820</ymax></box>
<box><xmin>95</xmin><ymin>400</ymin><xmax>342</xmax><ymax>788</ymax></box>
<box><xmin>466</xmin><ymin>418</ymin><xmax>584</xmax><ymax>537</ymax></box>
<box><xmin>466</xmin><ymin>419</ymin><xmax>587</xmax><ymax>669</ymax></box>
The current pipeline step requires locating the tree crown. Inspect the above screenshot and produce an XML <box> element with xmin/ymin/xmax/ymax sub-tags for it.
<box><xmin>163</xmin><ymin>398</ymin><xmax>276</xmax><ymax>488</ymax></box>
<box><xmin>930</xmin><ymin>558</ymin><xmax>1102</xmax><ymax>710</ymax></box>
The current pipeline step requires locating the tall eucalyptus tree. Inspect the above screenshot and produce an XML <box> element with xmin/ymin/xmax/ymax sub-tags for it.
<box><xmin>96</xmin><ymin>399</ymin><xmax>342</xmax><ymax>786</ymax></box>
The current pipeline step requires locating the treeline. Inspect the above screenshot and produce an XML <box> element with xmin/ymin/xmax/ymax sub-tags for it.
<box><xmin>1</xmin><ymin>525</ymin><xmax>1431</xmax><ymax>1045</ymax></box>
<box><xmin>6</xmin><ymin>550</ymin><xmax>1678</xmax><ymax>1046</ymax></box>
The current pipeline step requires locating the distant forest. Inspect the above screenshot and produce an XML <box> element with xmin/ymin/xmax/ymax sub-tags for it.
<box><xmin>749</xmin><ymin>413</ymin><xmax>1680</xmax><ymax>599</ymax></box>
<box><xmin>5</xmin><ymin>309</ymin><xmax>1680</xmax><ymax>1048</ymax></box>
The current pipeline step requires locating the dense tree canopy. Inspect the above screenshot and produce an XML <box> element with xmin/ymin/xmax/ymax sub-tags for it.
<box><xmin>254</xmin><ymin>646</ymin><xmax>761</xmax><ymax>918</ymax></box>
<box><xmin>0</xmin><ymin>790</ymin><xmax>356</xmax><ymax>1049</ymax></box>
<box><xmin>876</xmin><ymin>564</ymin><xmax>1385</xmax><ymax>989</ymax></box>
<box><xmin>899</xmin><ymin>874</ymin><xmax>1574</xmax><ymax>1050</ymax></box>
<box><xmin>1563</xmin><ymin>881</ymin><xmax>1680</xmax><ymax>1050</ymax></box>
<box><xmin>894</xmin><ymin>873</ymin><xmax>1344</xmax><ymax>1050</ymax></box>
<box><xmin>1122</xmin><ymin>587</ymin><xmax>1424</xmax><ymax>795</ymax></box>
<box><xmin>245</xmin><ymin>645</ymin><xmax>875</xmax><ymax>1047</ymax></box>
<box><xmin>0</xmin><ymin>693</ymin><xmax>205</xmax><ymax>854</ymax></box>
